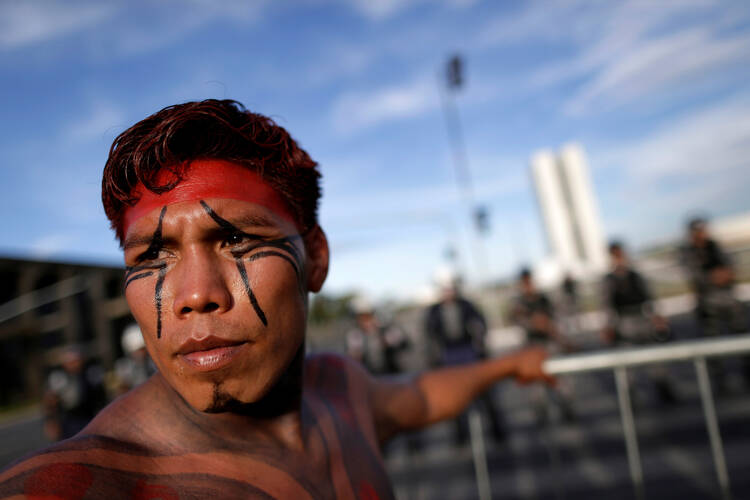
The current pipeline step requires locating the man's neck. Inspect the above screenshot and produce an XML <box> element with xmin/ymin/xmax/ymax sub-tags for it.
<box><xmin>153</xmin><ymin>347</ymin><xmax>310</xmax><ymax>452</ymax></box>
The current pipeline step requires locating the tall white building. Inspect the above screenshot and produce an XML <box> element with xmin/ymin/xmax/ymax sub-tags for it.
<box><xmin>530</xmin><ymin>143</ymin><xmax>607</xmax><ymax>278</ymax></box>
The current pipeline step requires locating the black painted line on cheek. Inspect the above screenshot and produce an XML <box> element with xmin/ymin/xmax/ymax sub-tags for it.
<box><xmin>234</xmin><ymin>258</ymin><xmax>268</xmax><ymax>327</ymax></box>
<box><xmin>199</xmin><ymin>200</ymin><xmax>307</xmax><ymax>323</ymax></box>
<box><xmin>249</xmin><ymin>236</ymin><xmax>306</xmax><ymax>291</ymax></box>
<box><xmin>243</xmin><ymin>248</ymin><xmax>306</xmax><ymax>296</ymax></box>
<box><xmin>245</xmin><ymin>250</ymin><xmax>300</xmax><ymax>279</ymax></box>
<box><xmin>123</xmin><ymin>263</ymin><xmax>167</xmax><ymax>292</ymax></box>
<box><xmin>155</xmin><ymin>264</ymin><xmax>167</xmax><ymax>339</ymax></box>
<box><xmin>124</xmin><ymin>271</ymin><xmax>154</xmax><ymax>289</ymax></box>
<box><xmin>150</xmin><ymin>206</ymin><xmax>168</xmax><ymax>339</ymax></box>
<box><xmin>272</xmin><ymin>236</ymin><xmax>304</xmax><ymax>265</ymax></box>
<box><xmin>125</xmin><ymin>262</ymin><xmax>167</xmax><ymax>274</ymax></box>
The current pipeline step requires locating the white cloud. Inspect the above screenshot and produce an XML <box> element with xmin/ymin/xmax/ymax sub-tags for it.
<box><xmin>475</xmin><ymin>0</ymin><xmax>621</xmax><ymax>49</ymax></box>
<box><xmin>325</xmin><ymin>235</ymin><xmax>445</xmax><ymax>300</ymax></box>
<box><xmin>305</xmin><ymin>44</ymin><xmax>373</xmax><ymax>86</ymax></box>
<box><xmin>330</xmin><ymin>76</ymin><xmax>436</xmax><ymax>133</ymax></box>
<box><xmin>65</xmin><ymin>101</ymin><xmax>125</xmax><ymax>143</ymax></box>
<box><xmin>0</xmin><ymin>0</ymin><xmax>270</xmax><ymax>56</ymax></box>
<box><xmin>0</xmin><ymin>1</ymin><xmax>116</xmax><ymax>49</ymax></box>
<box><xmin>347</xmin><ymin>0</ymin><xmax>416</xmax><ymax>20</ymax></box>
<box><xmin>30</xmin><ymin>233</ymin><xmax>77</xmax><ymax>258</ymax></box>
<box><xmin>594</xmin><ymin>95</ymin><xmax>750</xmax><ymax>180</ymax></box>
<box><xmin>590</xmin><ymin>95</ymin><xmax>750</xmax><ymax>245</ymax></box>
<box><xmin>347</xmin><ymin>0</ymin><xmax>477</xmax><ymax>21</ymax></box>
<box><xmin>100</xmin><ymin>1</ymin><xmax>269</xmax><ymax>57</ymax></box>
<box><xmin>473</xmin><ymin>0</ymin><xmax>750</xmax><ymax>115</ymax></box>
<box><xmin>565</xmin><ymin>27</ymin><xmax>750</xmax><ymax>115</ymax></box>
<box><xmin>323</xmin><ymin>168</ymin><xmax>525</xmax><ymax>230</ymax></box>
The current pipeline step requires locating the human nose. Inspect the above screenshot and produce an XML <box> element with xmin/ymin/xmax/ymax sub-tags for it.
<box><xmin>172</xmin><ymin>247</ymin><xmax>233</xmax><ymax>317</ymax></box>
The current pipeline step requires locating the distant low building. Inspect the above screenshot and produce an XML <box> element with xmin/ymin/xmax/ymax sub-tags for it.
<box><xmin>0</xmin><ymin>257</ymin><xmax>131</xmax><ymax>406</ymax></box>
<box><xmin>710</xmin><ymin>212</ymin><xmax>750</xmax><ymax>248</ymax></box>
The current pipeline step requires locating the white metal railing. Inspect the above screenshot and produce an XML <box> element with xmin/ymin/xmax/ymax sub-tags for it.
<box><xmin>540</xmin><ymin>334</ymin><xmax>750</xmax><ymax>500</ymax></box>
<box><xmin>468</xmin><ymin>334</ymin><xmax>750</xmax><ymax>500</ymax></box>
<box><xmin>544</xmin><ymin>334</ymin><xmax>750</xmax><ymax>374</ymax></box>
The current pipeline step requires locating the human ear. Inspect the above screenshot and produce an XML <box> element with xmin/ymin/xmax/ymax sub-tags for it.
<box><xmin>303</xmin><ymin>225</ymin><xmax>329</xmax><ymax>293</ymax></box>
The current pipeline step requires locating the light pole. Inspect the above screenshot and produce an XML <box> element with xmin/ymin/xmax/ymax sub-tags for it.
<box><xmin>438</xmin><ymin>54</ymin><xmax>491</xmax><ymax>285</ymax></box>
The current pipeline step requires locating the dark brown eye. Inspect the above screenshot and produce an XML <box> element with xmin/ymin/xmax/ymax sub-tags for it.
<box><xmin>224</xmin><ymin>233</ymin><xmax>246</xmax><ymax>246</ymax></box>
<box><xmin>138</xmin><ymin>247</ymin><xmax>161</xmax><ymax>262</ymax></box>
<box><xmin>224</xmin><ymin>232</ymin><xmax>263</xmax><ymax>247</ymax></box>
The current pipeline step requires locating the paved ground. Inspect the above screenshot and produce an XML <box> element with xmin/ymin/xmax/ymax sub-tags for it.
<box><xmin>384</xmin><ymin>361</ymin><xmax>750</xmax><ymax>500</ymax></box>
<box><xmin>0</xmin><ymin>409</ymin><xmax>48</xmax><ymax>470</ymax></box>
<box><xmin>384</xmin><ymin>311</ymin><xmax>750</xmax><ymax>500</ymax></box>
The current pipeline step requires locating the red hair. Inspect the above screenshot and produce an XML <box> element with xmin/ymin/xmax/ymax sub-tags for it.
<box><xmin>101</xmin><ymin>99</ymin><xmax>321</xmax><ymax>243</ymax></box>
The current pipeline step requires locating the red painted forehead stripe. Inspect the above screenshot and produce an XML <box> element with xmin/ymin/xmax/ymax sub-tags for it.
<box><xmin>122</xmin><ymin>159</ymin><xmax>297</xmax><ymax>236</ymax></box>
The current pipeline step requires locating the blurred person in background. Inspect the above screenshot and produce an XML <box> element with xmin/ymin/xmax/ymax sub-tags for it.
<box><xmin>112</xmin><ymin>323</ymin><xmax>156</xmax><ymax>396</ymax></box>
<box><xmin>424</xmin><ymin>269</ymin><xmax>506</xmax><ymax>444</ymax></box>
<box><xmin>511</xmin><ymin>268</ymin><xmax>573</xmax><ymax>351</ymax></box>
<box><xmin>511</xmin><ymin>268</ymin><xmax>575</xmax><ymax>421</ymax></box>
<box><xmin>43</xmin><ymin>346</ymin><xmax>107</xmax><ymax>441</ymax></box>
<box><xmin>682</xmin><ymin>217</ymin><xmax>750</xmax><ymax>392</ymax></box>
<box><xmin>346</xmin><ymin>296</ymin><xmax>410</xmax><ymax>376</ymax></box>
<box><xmin>0</xmin><ymin>100</ymin><xmax>551</xmax><ymax>496</ymax></box>
<box><xmin>602</xmin><ymin>241</ymin><xmax>677</xmax><ymax>404</ymax></box>
<box><xmin>346</xmin><ymin>296</ymin><xmax>417</xmax><ymax>455</ymax></box>
<box><xmin>561</xmin><ymin>273</ymin><xmax>579</xmax><ymax>312</ymax></box>
<box><xmin>559</xmin><ymin>272</ymin><xmax>582</xmax><ymax>338</ymax></box>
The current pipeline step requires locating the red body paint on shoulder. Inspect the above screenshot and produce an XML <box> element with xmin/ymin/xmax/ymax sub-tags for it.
<box><xmin>132</xmin><ymin>480</ymin><xmax>179</xmax><ymax>500</ymax></box>
<box><xmin>24</xmin><ymin>463</ymin><xmax>93</xmax><ymax>500</ymax></box>
<box><xmin>358</xmin><ymin>480</ymin><xmax>381</xmax><ymax>500</ymax></box>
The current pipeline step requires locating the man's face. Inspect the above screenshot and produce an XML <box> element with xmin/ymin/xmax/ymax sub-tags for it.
<box><xmin>123</xmin><ymin>195</ymin><xmax>327</xmax><ymax>412</ymax></box>
<box><xmin>356</xmin><ymin>312</ymin><xmax>376</xmax><ymax>332</ymax></box>
<box><xmin>520</xmin><ymin>276</ymin><xmax>534</xmax><ymax>294</ymax></box>
<box><xmin>440</xmin><ymin>285</ymin><xmax>457</xmax><ymax>302</ymax></box>
<box><xmin>690</xmin><ymin>224</ymin><xmax>708</xmax><ymax>245</ymax></box>
<box><xmin>610</xmin><ymin>248</ymin><xmax>626</xmax><ymax>267</ymax></box>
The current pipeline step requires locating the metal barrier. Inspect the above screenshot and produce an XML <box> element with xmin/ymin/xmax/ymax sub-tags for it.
<box><xmin>539</xmin><ymin>334</ymin><xmax>750</xmax><ymax>500</ymax></box>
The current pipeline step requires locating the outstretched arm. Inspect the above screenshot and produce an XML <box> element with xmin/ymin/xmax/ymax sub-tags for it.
<box><xmin>370</xmin><ymin>347</ymin><xmax>551</xmax><ymax>443</ymax></box>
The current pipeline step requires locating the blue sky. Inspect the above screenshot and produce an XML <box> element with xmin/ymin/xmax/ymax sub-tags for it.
<box><xmin>1</xmin><ymin>0</ymin><xmax>749</xmax><ymax>300</ymax></box>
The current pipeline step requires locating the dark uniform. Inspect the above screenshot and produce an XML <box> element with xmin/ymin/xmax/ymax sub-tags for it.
<box><xmin>682</xmin><ymin>239</ymin><xmax>746</xmax><ymax>336</ymax></box>
<box><xmin>603</xmin><ymin>266</ymin><xmax>676</xmax><ymax>402</ymax></box>
<box><xmin>346</xmin><ymin>321</ymin><xmax>409</xmax><ymax>376</ymax></box>
<box><xmin>512</xmin><ymin>292</ymin><xmax>556</xmax><ymax>346</ymax></box>
<box><xmin>45</xmin><ymin>360</ymin><xmax>107</xmax><ymax>440</ymax></box>
<box><xmin>512</xmin><ymin>290</ymin><xmax>576</xmax><ymax>420</ymax></box>
<box><xmin>682</xmin><ymin>238</ymin><xmax>749</xmax><ymax>389</ymax></box>
<box><xmin>604</xmin><ymin>268</ymin><xmax>669</xmax><ymax>344</ymax></box>
<box><xmin>425</xmin><ymin>297</ymin><xmax>506</xmax><ymax>443</ymax></box>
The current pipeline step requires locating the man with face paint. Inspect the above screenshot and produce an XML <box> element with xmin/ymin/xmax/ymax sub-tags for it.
<box><xmin>0</xmin><ymin>100</ymin><xmax>551</xmax><ymax>498</ymax></box>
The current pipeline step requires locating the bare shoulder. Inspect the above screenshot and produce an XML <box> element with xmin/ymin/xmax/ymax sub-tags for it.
<box><xmin>0</xmin><ymin>414</ymin><xmax>276</xmax><ymax>499</ymax></box>
<box><xmin>0</xmin><ymin>382</ymin><xmax>165</xmax><ymax>498</ymax></box>
<box><xmin>0</xmin><ymin>434</ymin><xmax>278</xmax><ymax>498</ymax></box>
<box><xmin>303</xmin><ymin>352</ymin><xmax>382</xmax><ymax>446</ymax></box>
<box><xmin>0</xmin><ymin>428</ymin><xmax>159</xmax><ymax>498</ymax></box>
<box><xmin>304</xmin><ymin>352</ymin><xmax>372</xmax><ymax>392</ymax></box>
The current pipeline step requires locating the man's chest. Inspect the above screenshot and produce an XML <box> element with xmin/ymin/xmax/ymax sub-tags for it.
<box><xmin>13</xmin><ymin>439</ymin><xmax>393</xmax><ymax>500</ymax></box>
